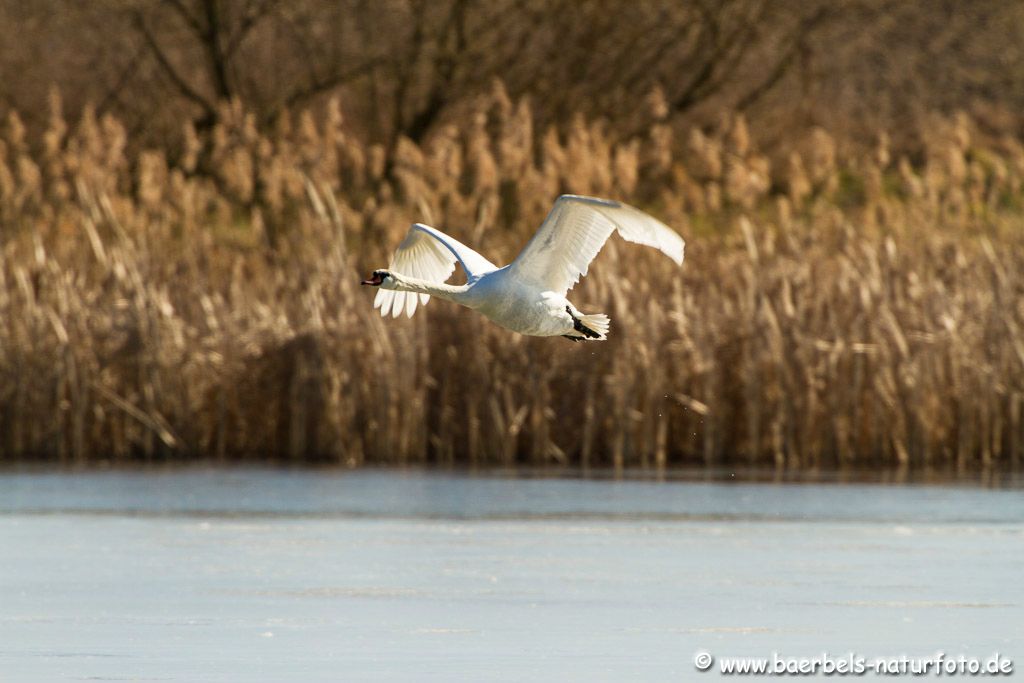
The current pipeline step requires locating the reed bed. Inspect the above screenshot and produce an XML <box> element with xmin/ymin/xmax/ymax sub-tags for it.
<box><xmin>1</xmin><ymin>85</ymin><xmax>1023</xmax><ymax>468</ymax></box>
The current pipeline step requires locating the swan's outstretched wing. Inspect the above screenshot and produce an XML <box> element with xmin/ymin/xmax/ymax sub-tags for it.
<box><xmin>374</xmin><ymin>223</ymin><xmax>498</xmax><ymax>318</ymax></box>
<box><xmin>508</xmin><ymin>195</ymin><xmax>684</xmax><ymax>295</ymax></box>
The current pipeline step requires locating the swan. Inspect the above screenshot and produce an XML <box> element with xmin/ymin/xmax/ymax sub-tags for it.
<box><xmin>361</xmin><ymin>195</ymin><xmax>684</xmax><ymax>341</ymax></box>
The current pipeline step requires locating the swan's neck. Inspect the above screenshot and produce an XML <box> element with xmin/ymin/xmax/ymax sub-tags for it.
<box><xmin>390</xmin><ymin>274</ymin><xmax>470</xmax><ymax>304</ymax></box>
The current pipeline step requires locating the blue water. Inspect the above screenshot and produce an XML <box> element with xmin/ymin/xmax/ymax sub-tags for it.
<box><xmin>1</xmin><ymin>469</ymin><xmax>1022</xmax><ymax>681</ymax></box>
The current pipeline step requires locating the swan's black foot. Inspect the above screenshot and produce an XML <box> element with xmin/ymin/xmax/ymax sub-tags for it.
<box><xmin>562</xmin><ymin>335</ymin><xmax>585</xmax><ymax>342</ymax></box>
<box><xmin>566</xmin><ymin>306</ymin><xmax>601</xmax><ymax>339</ymax></box>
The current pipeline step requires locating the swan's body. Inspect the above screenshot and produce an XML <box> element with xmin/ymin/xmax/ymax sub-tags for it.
<box><xmin>362</xmin><ymin>195</ymin><xmax>684</xmax><ymax>341</ymax></box>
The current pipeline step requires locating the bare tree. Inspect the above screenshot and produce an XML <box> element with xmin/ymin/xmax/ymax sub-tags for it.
<box><xmin>5</xmin><ymin>0</ymin><xmax>1019</xmax><ymax>166</ymax></box>
<box><xmin>126</xmin><ymin>0</ymin><xmax>385</xmax><ymax>131</ymax></box>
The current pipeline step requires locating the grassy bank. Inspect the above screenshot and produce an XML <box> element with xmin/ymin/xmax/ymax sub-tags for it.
<box><xmin>2</xmin><ymin>87</ymin><xmax>1023</xmax><ymax>468</ymax></box>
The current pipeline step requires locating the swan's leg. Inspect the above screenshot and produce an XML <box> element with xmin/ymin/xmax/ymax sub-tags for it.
<box><xmin>561</xmin><ymin>335</ymin><xmax>585</xmax><ymax>342</ymax></box>
<box><xmin>565</xmin><ymin>306</ymin><xmax>602</xmax><ymax>339</ymax></box>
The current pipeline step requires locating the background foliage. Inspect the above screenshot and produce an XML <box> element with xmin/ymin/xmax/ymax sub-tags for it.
<box><xmin>1</xmin><ymin>0</ymin><xmax>1023</xmax><ymax>469</ymax></box>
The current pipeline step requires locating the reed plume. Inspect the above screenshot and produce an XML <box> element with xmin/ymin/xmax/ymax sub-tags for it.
<box><xmin>1</xmin><ymin>88</ymin><xmax>1022</xmax><ymax>470</ymax></box>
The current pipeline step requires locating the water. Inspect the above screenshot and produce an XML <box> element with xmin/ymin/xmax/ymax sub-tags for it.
<box><xmin>1</xmin><ymin>469</ymin><xmax>1022</xmax><ymax>681</ymax></box>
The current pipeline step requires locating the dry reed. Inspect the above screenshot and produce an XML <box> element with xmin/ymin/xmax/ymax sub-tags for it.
<box><xmin>1</xmin><ymin>84</ymin><xmax>1023</xmax><ymax>469</ymax></box>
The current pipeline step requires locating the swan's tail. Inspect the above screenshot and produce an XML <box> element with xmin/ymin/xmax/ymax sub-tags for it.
<box><xmin>575</xmin><ymin>312</ymin><xmax>610</xmax><ymax>340</ymax></box>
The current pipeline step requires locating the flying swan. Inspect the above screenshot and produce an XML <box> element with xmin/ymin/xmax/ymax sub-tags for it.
<box><xmin>361</xmin><ymin>195</ymin><xmax>684</xmax><ymax>341</ymax></box>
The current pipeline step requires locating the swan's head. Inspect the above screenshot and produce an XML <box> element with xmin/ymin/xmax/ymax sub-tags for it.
<box><xmin>361</xmin><ymin>269</ymin><xmax>397</xmax><ymax>288</ymax></box>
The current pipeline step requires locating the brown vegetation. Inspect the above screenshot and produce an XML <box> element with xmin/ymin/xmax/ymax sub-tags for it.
<box><xmin>1</xmin><ymin>80</ymin><xmax>1023</xmax><ymax>468</ymax></box>
<box><xmin>5</xmin><ymin>1</ymin><xmax>1024</xmax><ymax>154</ymax></box>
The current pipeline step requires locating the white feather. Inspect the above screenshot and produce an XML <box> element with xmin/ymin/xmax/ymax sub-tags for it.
<box><xmin>373</xmin><ymin>223</ymin><xmax>498</xmax><ymax>319</ymax></box>
<box><xmin>508</xmin><ymin>195</ymin><xmax>684</xmax><ymax>295</ymax></box>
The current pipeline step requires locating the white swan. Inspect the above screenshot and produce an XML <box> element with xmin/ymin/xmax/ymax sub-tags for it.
<box><xmin>361</xmin><ymin>195</ymin><xmax>684</xmax><ymax>341</ymax></box>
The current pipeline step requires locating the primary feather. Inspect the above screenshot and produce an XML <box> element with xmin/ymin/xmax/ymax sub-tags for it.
<box><xmin>373</xmin><ymin>223</ymin><xmax>498</xmax><ymax>318</ymax></box>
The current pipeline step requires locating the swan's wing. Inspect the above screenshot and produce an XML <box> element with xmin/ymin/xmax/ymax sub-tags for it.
<box><xmin>508</xmin><ymin>195</ymin><xmax>684</xmax><ymax>295</ymax></box>
<box><xmin>374</xmin><ymin>223</ymin><xmax>499</xmax><ymax>318</ymax></box>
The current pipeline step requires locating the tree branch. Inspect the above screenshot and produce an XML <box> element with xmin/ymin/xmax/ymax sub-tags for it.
<box><xmin>96</xmin><ymin>42</ymin><xmax>147</xmax><ymax>119</ymax></box>
<box><xmin>161</xmin><ymin>0</ymin><xmax>206</xmax><ymax>38</ymax></box>
<box><xmin>735</xmin><ymin>5</ymin><xmax>832</xmax><ymax>112</ymax></box>
<box><xmin>668</xmin><ymin>0</ymin><xmax>728</xmax><ymax>112</ymax></box>
<box><xmin>400</xmin><ymin>0</ymin><xmax>467</xmax><ymax>143</ymax></box>
<box><xmin>225</xmin><ymin>0</ymin><xmax>281</xmax><ymax>58</ymax></box>
<box><xmin>200</xmin><ymin>0</ymin><xmax>233</xmax><ymax>100</ymax></box>
<box><xmin>132</xmin><ymin>10</ymin><xmax>216</xmax><ymax>118</ymax></box>
<box><xmin>264</xmin><ymin>56</ymin><xmax>390</xmax><ymax>124</ymax></box>
<box><xmin>392</xmin><ymin>0</ymin><xmax>431</xmax><ymax>138</ymax></box>
<box><xmin>683</xmin><ymin>0</ymin><xmax>769</xmax><ymax>105</ymax></box>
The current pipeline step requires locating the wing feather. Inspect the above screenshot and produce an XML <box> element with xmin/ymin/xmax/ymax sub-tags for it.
<box><xmin>508</xmin><ymin>195</ymin><xmax>684</xmax><ymax>295</ymax></box>
<box><xmin>373</xmin><ymin>223</ymin><xmax>499</xmax><ymax>318</ymax></box>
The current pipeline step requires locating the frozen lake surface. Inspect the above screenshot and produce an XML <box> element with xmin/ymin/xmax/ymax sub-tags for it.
<box><xmin>1</xmin><ymin>469</ymin><xmax>1022</xmax><ymax>681</ymax></box>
